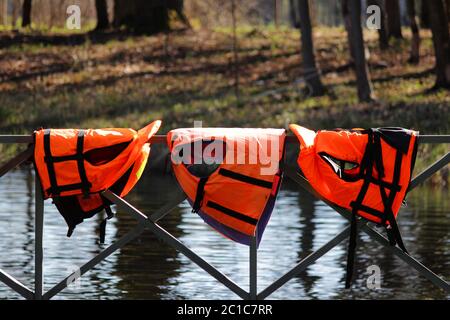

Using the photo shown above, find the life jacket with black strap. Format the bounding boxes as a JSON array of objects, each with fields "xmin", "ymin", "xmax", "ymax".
[
  {"xmin": 167, "ymin": 128, "xmax": 286, "ymax": 246},
  {"xmin": 289, "ymin": 125, "xmax": 418, "ymax": 288},
  {"xmin": 33, "ymin": 120, "xmax": 161, "ymax": 242}
]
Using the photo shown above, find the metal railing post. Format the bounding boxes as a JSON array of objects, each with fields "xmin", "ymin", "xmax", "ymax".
[
  {"xmin": 34, "ymin": 174, "xmax": 44, "ymax": 300},
  {"xmin": 249, "ymin": 235, "xmax": 257, "ymax": 300}
]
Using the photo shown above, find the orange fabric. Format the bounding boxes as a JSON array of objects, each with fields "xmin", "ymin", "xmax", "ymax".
[
  {"xmin": 34, "ymin": 120, "xmax": 161, "ymax": 199},
  {"xmin": 167, "ymin": 128, "xmax": 285, "ymax": 237},
  {"xmin": 290, "ymin": 124, "xmax": 417, "ymax": 224},
  {"xmin": 77, "ymin": 194, "xmax": 104, "ymax": 212}
]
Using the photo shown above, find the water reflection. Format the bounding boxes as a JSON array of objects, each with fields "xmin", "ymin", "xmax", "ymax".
[{"xmin": 0, "ymin": 166, "xmax": 448, "ymax": 299}]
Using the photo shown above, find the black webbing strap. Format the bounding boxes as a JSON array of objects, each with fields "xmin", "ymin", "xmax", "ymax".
[
  {"xmin": 76, "ymin": 130, "xmax": 91, "ymax": 197},
  {"xmin": 67, "ymin": 225, "xmax": 75, "ymax": 238},
  {"xmin": 346, "ymin": 130, "xmax": 409, "ymax": 288},
  {"xmin": 43, "ymin": 129, "xmax": 91, "ymax": 196},
  {"xmin": 378, "ymin": 149, "xmax": 408, "ymax": 253},
  {"xmin": 43, "ymin": 129, "xmax": 59, "ymax": 195},
  {"xmin": 206, "ymin": 201, "xmax": 258, "ymax": 225},
  {"xmin": 346, "ymin": 130, "xmax": 375, "ymax": 288},
  {"xmin": 192, "ymin": 177, "xmax": 208, "ymax": 213},
  {"xmin": 346, "ymin": 169, "xmax": 373, "ymax": 288},
  {"xmin": 218, "ymin": 168, "xmax": 272, "ymax": 189},
  {"xmin": 99, "ymin": 205, "xmax": 114, "ymax": 244}
]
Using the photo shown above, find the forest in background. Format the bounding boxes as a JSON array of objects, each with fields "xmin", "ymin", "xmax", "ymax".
[{"xmin": 0, "ymin": 0, "xmax": 449, "ymax": 182}]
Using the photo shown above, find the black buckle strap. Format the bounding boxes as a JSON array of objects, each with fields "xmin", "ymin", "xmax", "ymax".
[
  {"xmin": 43, "ymin": 129, "xmax": 91, "ymax": 196},
  {"xmin": 192, "ymin": 177, "xmax": 208, "ymax": 213},
  {"xmin": 99, "ymin": 205, "xmax": 114, "ymax": 244},
  {"xmin": 345, "ymin": 129, "xmax": 409, "ymax": 288},
  {"xmin": 379, "ymin": 149, "xmax": 408, "ymax": 253},
  {"xmin": 345, "ymin": 130, "xmax": 376, "ymax": 288},
  {"xmin": 345, "ymin": 148, "xmax": 373, "ymax": 288}
]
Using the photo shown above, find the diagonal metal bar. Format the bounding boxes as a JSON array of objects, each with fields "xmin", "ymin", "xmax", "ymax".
[
  {"xmin": 0, "ymin": 146, "xmax": 33, "ymax": 179},
  {"xmin": 43, "ymin": 224, "xmax": 145, "ymax": 300},
  {"xmin": 285, "ymin": 166, "xmax": 450, "ymax": 293},
  {"xmin": 0, "ymin": 269, "xmax": 34, "ymax": 300},
  {"xmin": 409, "ymin": 153, "xmax": 450, "ymax": 191},
  {"xmin": 258, "ymin": 226, "xmax": 351, "ymax": 300},
  {"xmin": 358, "ymin": 223, "xmax": 450, "ymax": 292},
  {"xmin": 103, "ymin": 190, "xmax": 250, "ymax": 299}
]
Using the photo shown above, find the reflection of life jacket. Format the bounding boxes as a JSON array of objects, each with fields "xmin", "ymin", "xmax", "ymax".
[
  {"xmin": 290, "ymin": 125, "xmax": 418, "ymax": 287},
  {"xmin": 33, "ymin": 120, "xmax": 161, "ymax": 241},
  {"xmin": 167, "ymin": 128, "xmax": 286, "ymax": 246}
]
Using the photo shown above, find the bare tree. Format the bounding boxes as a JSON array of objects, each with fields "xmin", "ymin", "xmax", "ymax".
[
  {"xmin": 420, "ymin": 0, "xmax": 430, "ymax": 28},
  {"xmin": 447, "ymin": 0, "xmax": 450, "ymax": 20},
  {"xmin": 114, "ymin": 0, "xmax": 169, "ymax": 33},
  {"xmin": 22, "ymin": 0, "xmax": 32, "ymax": 28},
  {"xmin": 289, "ymin": 0, "xmax": 300, "ymax": 28},
  {"xmin": 367, "ymin": 0, "xmax": 389, "ymax": 49},
  {"xmin": 428, "ymin": 0, "xmax": 450, "ymax": 89},
  {"xmin": 12, "ymin": 0, "xmax": 20, "ymax": 27},
  {"xmin": 113, "ymin": 0, "xmax": 189, "ymax": 33},
  {"xmin": 343, "ymin": 0, "xmax": 374, "ymax": 102},
  {"xmin": 407, "ymin": 0, "xmax": 420, "ymax": 64},
  {"xmin": 386, "ymin": 0, "xmax": 403, "ymax": 39},
  {"xmin": 95, "ymin": 0, "xmax": 109, "ymax": 31},
  {"xmin": 341, "ymin": 0, "xmax": 355, "ymax": 60},
  {"xmin": 297, "ymin": 0, "xmax": 326, "ymax": 96}
]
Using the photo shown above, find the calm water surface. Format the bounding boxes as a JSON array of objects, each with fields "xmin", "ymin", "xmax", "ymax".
[{"xmin": 0, "ymin": 166, "xmax": 448, "ymax": 300}]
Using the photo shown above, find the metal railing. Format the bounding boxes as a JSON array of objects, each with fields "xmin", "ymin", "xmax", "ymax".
[{"xmin": 0, "ymin": 133, "xmax": 449, "ymax": 299}]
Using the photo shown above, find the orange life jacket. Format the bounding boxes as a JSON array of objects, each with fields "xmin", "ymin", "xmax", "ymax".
[
  {"xmin": 33, "ymin": 120, "xmax": 161, "ymax": 241},
  {"xmin": 290, "ymin": 125, "xmax": 418, "ymax": 287},
  {"xmin": 167, "ymin": 128, "xmax": 286, "ymax": 246}
]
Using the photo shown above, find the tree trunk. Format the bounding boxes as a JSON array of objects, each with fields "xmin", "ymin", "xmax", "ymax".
[
  {"xmin": 341, "ymin": 0, "xmax": 355, "ymax": 60},
  {"xmin": 407, "ymin": 0, "xmax": 420, "ymax": 64},
  {"xmin": 428, "ymin": 0, "xmax": 450, "ymax": 89},
  {"xmin": 22, "ymin": 0, "xmax": 32, "ymax": 28},
  {"xmin": 386, "ymin": 0, "xmax": 403, "ymax": 39},
  {"xmin": 419, "ymin": 0, "xmax": 430, "ymax": 28},
  {"xmin": 345, "ymin": 0, "xmax": 374, "ymax": 102},
  {"xmin": 289, "ymin": 0, "xmax": 299, "ymax": 28},
  {"xmin": 446, "ymin": 0, "xmax": 450, "ymax": 21},
  {"xmin": 12, "ymin": 0, "xmax": 19, "ymax": 27},
  {"xmin": 297, "ymin": 0, "xmax": 326, "ymax": 96},
  {"xmin": 367, "ymin": 0, "xmax": 389, "ymax": 49},
  {"xmin": 95, "ymin": 0, "xmax": 109, "ymax": 30},
  {"xmin": 113, "ymin": 0, "xmax": 169, "ymax": 33}
]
